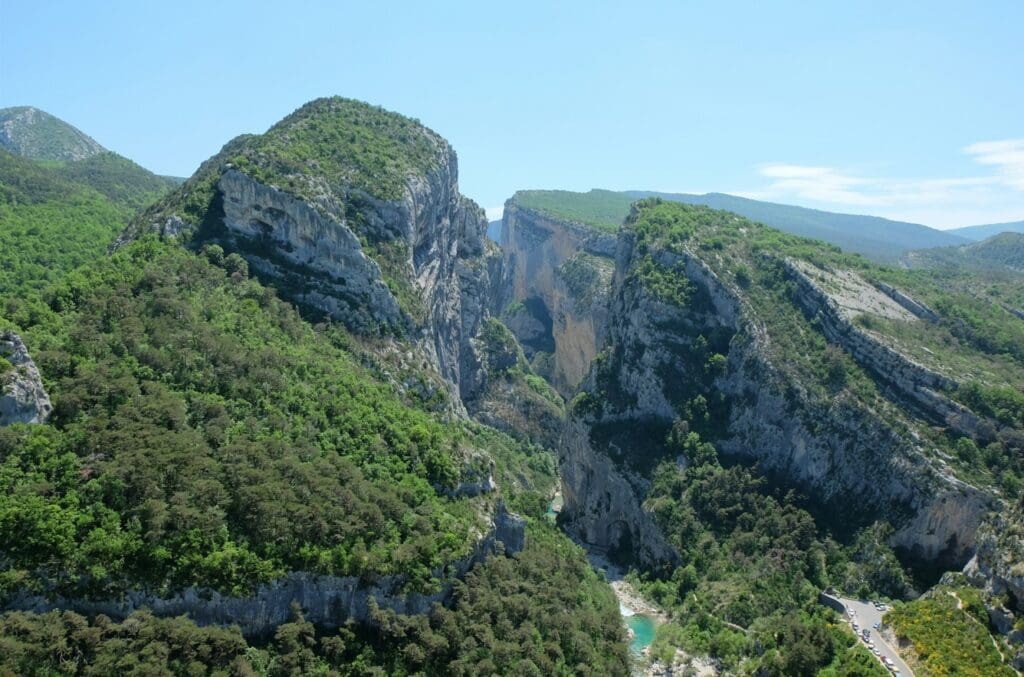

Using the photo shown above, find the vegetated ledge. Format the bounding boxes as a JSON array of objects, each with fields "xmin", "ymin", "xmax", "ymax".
[
  {"xmin": 783, "ymin": 258, "xmax": 998, "ymax": 443},
  {"xmin": 7, "ymin": 503, "xmax": 525, "ymax": 639}
]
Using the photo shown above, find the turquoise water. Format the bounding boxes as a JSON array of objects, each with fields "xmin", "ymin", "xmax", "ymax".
[{"xmin": 626, "ymin": 614, "xmax": 656, "ymax": 654}]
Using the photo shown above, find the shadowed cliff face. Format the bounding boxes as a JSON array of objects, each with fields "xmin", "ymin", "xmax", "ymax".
[{"xmin": 498, "ymin": 202, "xmax": 616, "ymax": 396}]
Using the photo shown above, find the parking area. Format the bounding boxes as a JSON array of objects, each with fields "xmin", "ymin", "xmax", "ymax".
[{"xmin": 836, "ymin": 596, "xmax": 914, "ymax": 677}]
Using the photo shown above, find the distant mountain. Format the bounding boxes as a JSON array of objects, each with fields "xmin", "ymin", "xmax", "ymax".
[
  {"xmin": 0, "ymin": 106, "xmax": 106, "ymax": 161},
  {"xmin": 904, "ymin": 231, "xmax": 1024, "ymax": 272},
  {"xmin": 0, "ymin": 109, "xmax": 179, "ymax": 299},
  {"xmin": 949, "ymin": 220, "xmax": 1024, "ymax": 242},
  {"xmin": 626, "ymin": 191, "xmax": 969, "ymax": 263}
]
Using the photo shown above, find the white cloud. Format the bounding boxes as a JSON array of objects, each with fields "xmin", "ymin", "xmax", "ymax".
[
  {"xmin": 751, "ymin": 164, "xmax": 877, "ymax": 205},
  {"xmin": 485, "ymin": 206, "xmax": 504, "ymax": 221},
  {"xmin": 738, "ymin": 139, "xmax": 1024, "ymax": 228},
  {"xmin": 963, "ymin": 138, "xmax": 1024, "ymax": 190}
]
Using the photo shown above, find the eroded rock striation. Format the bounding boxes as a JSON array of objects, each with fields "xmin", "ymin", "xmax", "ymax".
[
  {"xmin": 784, "ymin": 259, "xmax": 995, "ymax": 442},
  {"xmin": 129, "ymin": 99, "xmax": 497, "ymax": 409},
  {"xmin": 0, "ymin": 331, "xmax": 52, "ymax": 426}
]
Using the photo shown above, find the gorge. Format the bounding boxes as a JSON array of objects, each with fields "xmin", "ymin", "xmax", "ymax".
[{"xmin": 2, "ymin": 98, "xmax": 1023, "ymax": 676}]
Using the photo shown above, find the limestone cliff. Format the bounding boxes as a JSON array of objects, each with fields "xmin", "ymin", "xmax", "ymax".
[
  {"xmin": 784, "ymin": 259, "xmax": 995, "ymax": 442},
  {"xmin": 0, "ymin": 331, "xmax": 52, "ymax": 426},
  {"xmin": 558, "ymin": 202, "xmax": 997, "ymax": 572},
  {"xmin": 498, "ymin": 201, "xmax": 616, "ymax": 396},
  {"xmin": 128, "ymin": 98, "xmax": 494, "ymax": 407},
  {"xmin": 963, "ymin": 497, "xmax": 1024, "ymax": 668}
]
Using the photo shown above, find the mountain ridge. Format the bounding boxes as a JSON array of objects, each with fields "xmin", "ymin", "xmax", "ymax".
[
  {"xmin": 905, "ymin": 231, "xmax": 1024, "ymax": 272},
  {"xmin": 950, "ymin": 220, "xmax": 1024, "ymax": 241}
]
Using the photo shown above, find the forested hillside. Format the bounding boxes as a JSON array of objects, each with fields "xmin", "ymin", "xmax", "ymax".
[
  {"xmin": 904, "ymin": 231, "xmax": 1024, "ymax": 272},
  {"xmin": 0, "ymin": 143, "xmax": 177, "ymax": 301},
  {"xmin": 0, "ymin": 99, "xmax": 631, "ymax": 675}
]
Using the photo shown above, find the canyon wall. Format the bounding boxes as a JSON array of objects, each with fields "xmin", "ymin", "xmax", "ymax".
[
  {"xmin": 499, "ymin": 203, "xmax": 616, "ymax": 396},
  {"xmin": 560, "ymin": 230, "xmax": 994, "ymax": 570}
]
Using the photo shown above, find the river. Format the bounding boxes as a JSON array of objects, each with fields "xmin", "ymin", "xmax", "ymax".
[{"xmin": 549, "ymin": 489, "xmax": 660, "ymax": 656}]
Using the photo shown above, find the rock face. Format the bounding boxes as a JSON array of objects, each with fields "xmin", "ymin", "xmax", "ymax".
[
  {"xmin": 219, "ymin": 168, "xmax": 405, "ymax": 331},
  {"xmin": 874, "ymin": 281, "xmax": 940, "ymax": 322},
  {"xmin": 0, "ymin": 331, "xmax": 52, "ymax": 426},
  {"xmin": 133, "ymin": 106, "xmax": 496, "ymax": 407},
  {"xmin": 559, "ymin": 229, "xmax": 993, "ymax": 570},
  {"xmin": 498, "ymin": 203, "xmax": 617, "ymax": 396},
  {"xmin": 461, "ymin": 318, "xmax": 565, "ymax": 449},
  {"xmin": 964, "ymin": 497, "xmax": 1024, "ymax": 667},
  {"xmin": 11, "ymin": 503, "xmax": 525, "ymax": 639},
  {"xmin": 560, "ymin": 415, "xmax": 678, "ymax": 567},
  {"xmin": 215, "ymin": 159, "xmax": 492, "ymax": 403}
]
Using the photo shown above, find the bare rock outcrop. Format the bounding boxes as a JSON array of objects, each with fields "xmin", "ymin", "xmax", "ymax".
[
  {"xmin": 964, "ymin": 498, "xmax": 1024, "ymax": 668},
  {"xmin": 0, "ymin": 331, "xmax": 52, "ymax": 426},
  {"xmin": 784, "ymin": 259, "xmax": 996, "ymax": 443},
  {"xmin": 132, "ymin": 124, "xmax": 495, "ymax": 408}
]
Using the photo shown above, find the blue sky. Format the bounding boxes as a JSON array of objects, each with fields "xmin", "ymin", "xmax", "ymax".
[{"xmin": 2, "ymin": 0, "xmax": 1022, "ymax": 228}]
